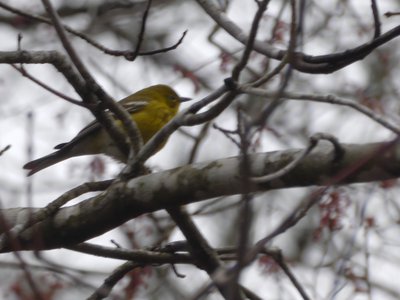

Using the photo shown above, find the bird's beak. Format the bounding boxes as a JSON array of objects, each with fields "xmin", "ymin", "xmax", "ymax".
[{"xmin": 179, "ymin": 97, "xmax": 192, "ymax": 102}]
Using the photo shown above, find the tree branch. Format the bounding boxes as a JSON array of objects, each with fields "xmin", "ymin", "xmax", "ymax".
[
  {"xmin": 1, "ymin": 140, "xmax": 400, "ymax": 252},
  {"xmin": 196, "ymin": 0, "xmax": 400, "ymax": 73}
]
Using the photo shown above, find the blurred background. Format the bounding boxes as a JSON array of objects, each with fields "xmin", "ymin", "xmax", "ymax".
[{"xmin": 1, "ymin": 0, "xmax": 400, "ymax": 299}]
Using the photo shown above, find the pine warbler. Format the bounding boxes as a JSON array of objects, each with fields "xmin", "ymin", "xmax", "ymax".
[{"xmin": 23, "ymin": 85, "xmax": 190, "ymax": 175}]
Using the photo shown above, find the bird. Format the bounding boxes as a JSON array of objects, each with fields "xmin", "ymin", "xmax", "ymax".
[{"xmin": 23, "ymin": 84, "xmax": 190, "ymax": 176}]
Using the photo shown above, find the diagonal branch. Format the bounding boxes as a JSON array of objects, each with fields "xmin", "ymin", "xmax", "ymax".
[
  {"xmin": 196, "ymin": 0, "xmax": 400, "ymax": 74},
  {"xmin": 41, "ymin": 0, "xmax": 143, "ymax": 160},
  {"xmin": 1, "ymin": 140, "xmax": 400, "ymax": 252}
]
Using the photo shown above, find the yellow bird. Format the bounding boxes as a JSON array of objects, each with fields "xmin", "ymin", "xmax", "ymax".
[{"xmin": 23, "ymin": 85, "xmax": 190, "ymax": 176}]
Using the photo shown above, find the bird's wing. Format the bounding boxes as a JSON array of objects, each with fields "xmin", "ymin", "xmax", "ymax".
[
  {"xmin": 54, "ymin": 101, "xmax": 149, "ymax": 150},
  {"xmin": 122, "ymin": 100, "xmax": 148, "ymax": 114},
  {"xmin": 54, "ymin": 119, "xmax": 101, "ymax": 150}
]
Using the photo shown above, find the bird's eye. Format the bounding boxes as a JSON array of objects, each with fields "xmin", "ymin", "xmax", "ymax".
[{"xmin": 168, "ymin": 95, "xmax": 178, "ymax": 102}]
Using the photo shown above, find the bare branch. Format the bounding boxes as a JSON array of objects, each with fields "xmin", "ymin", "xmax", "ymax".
[
  {"xmin": 371, "ymin": 0, "xmax": 381, "ymax": 38},
  {"xmin": 0, "ymin": 2, "xmax": 186, "ymax": 60},
  {"xmin": 231, "ymin": 0, "xmax": 270, "ymax": 81},
  {"xmin": 87, "ymin": 261, "xmax": 141, "ymax": 300},
  {"xmin": 11, "ymin": 64, "xmax": 84, "ymax": 107},
  {"xmin": 0, "ymin": 145, "xmax": 11, "ymax": 156},
  {"xmin": 2, "ymin": 140, "xmax": 400, "ymax": 252},
  {"xmin": 241, "ymin": 87, "xmax": 400, "ymax": 135},
  {"xmin": 196, "ymin": 0, "xmax": 400, "ymax": 73},
  {"xmin": 166, "ymin": 207, "xmax": 234, "ymax": 299}
]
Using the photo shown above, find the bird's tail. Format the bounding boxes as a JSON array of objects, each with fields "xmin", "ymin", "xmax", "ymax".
[{"xmin": 23, "ymin": 150, "xmax": 69, "ymax": 176}]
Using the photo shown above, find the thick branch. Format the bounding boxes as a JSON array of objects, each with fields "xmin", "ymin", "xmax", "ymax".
[{"xmin": 1, "ymin": 140, "xmax": 400, "ymax": 252}]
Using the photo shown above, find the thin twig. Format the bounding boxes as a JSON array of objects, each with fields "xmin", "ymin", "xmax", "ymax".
[
  {"xmin": 231, "ymin": 0, "xmax": 270, "ymax": 81},
  {"xmin": 11, "ymin": 64, "xmax": 84, "ymax": 107},
  {"xmin": 138, "ymin": 30, "xmax": 188, "ymax": 56},
  {"xmin": 0, "ymin": 145, "xmax": 10, "ymax": 156},
  {"xmin": 250, "ymin": 0, "xmax": 297, "ymax": 127},
  {"xmin": 128, "ymin": 0, "xmax": 152, "ymax": 61},
  {"xmin": 252, "ymin": 133, "xmax": 343, "ymax": 183},
  {"xmin": 384, "ymin": 11, "xmax": 400, "ymax": 18},
  {"xmin": 4, "ymin": 180, "xmax": 113, "ymax": 244},
  {"xmin": 230, "ymin": 108, "xmax": 254, "ymax": 299},
  {"xmin": 371, "ymin": 0, "xmax": 381, "ymax": 39},
  {"xmin": 250, "ymin": 54, "xmax": 288, "ymax": 87},
  {"xmin": 265, "ymin": 249, "xmax": 311, "ymax": 300},
  {"xmin": 0, "ymin": 2, "xmax": 187, "ymax": 59},
  {"xmin": 67, "ymin": 242, "xmax": 192, "ymax": 263},
  {"xmin": 87, "ymin": 261, "xmax": 141, "ymax": 300},
  {"xmin": 212, "ymin": 123, "xmax": 240, "ymax": 148},
  {"xmin": 241, "ymin": 87, "xmax": 400, "ymax": 135},
  {"xmin": 188, "ymin": 122, "xmax": 211, "ymax": 164}
]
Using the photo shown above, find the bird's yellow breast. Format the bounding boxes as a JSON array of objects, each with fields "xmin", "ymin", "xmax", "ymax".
[{"xmin": 132, "ymin": 100, "xmax": 179, "ymax": 143}]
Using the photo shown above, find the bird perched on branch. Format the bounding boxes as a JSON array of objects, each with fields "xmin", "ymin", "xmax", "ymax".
[{"xmin": 23, "ymin": 85, "xmax": 190, "ymax": 176}]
